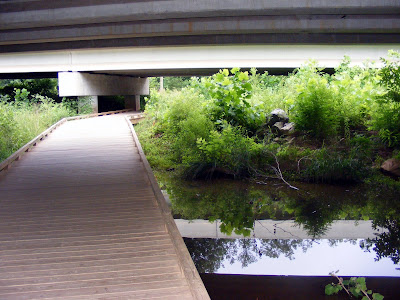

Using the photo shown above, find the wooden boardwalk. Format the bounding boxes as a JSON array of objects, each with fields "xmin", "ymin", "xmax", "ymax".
[{"xmin": 0, "ymin": 113, "xmax": 209, "ymax": 299}]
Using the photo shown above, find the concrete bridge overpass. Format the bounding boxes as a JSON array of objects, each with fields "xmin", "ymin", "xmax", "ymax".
[
  {"xmin": 1, "ymin": 0, "xmax": 400, "ymax": 110},
  {"xmin": 1, "ymin": 0, "xmax": 399, "ymax": 52}
]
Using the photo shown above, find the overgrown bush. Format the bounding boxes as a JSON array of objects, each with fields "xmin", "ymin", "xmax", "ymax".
[
  {"xmin": 370, "ymin": 50, "xmax": 400, "ymax": 147},
  {"xmin": 331, "ymin": 58, "xmax": 381, "ymax": 137},
  {"xmin": 201, "ymin": 68, "xmax": 264, "ymax": 133},
  {"xmin": 193, "ymin": 124, "xmax": 264, "ymax": 178},
  {"xmin": 155, "ymin": 88, "xmax": 213, "ymax": 164},
  {"xmin": 291, "ymin": 65, "xmax": 338, "ymax": 139}
]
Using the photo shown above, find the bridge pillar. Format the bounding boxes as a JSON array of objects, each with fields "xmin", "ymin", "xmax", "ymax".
[
  {"xmin": 58, "ymin": 72, "xmax": 149, "ymax": 112},
  {"xmin": 124, "ymin": 95, "xmax": 141, "ymax": 111}
]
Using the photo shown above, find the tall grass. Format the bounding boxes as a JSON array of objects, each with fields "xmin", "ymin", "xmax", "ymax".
[{"xmin": 0, "ymin": 97, "xmax": 73, "ymax": 162}]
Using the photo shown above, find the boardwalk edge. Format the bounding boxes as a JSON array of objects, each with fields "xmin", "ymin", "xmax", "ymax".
[{"xmin": 125, "ymin": 115, "xmax": 210, "ymax": 300}]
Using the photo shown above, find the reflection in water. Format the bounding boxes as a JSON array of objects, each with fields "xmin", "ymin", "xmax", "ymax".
[
  {"xmin": 157, "ymin": 173, "xmax": 400, "ymax": 267},
  {"xmin": 184, "ymin": 238, "xmax": 400, "ymax": 277},
  {"xmin": 361, "ymin": 219, "xmax": 400, "ymax": 265}
]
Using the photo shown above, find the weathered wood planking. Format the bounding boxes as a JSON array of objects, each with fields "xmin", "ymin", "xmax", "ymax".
[{"xmin": 0, "ymin": 113, "xmax": 209, "ymax": 299}]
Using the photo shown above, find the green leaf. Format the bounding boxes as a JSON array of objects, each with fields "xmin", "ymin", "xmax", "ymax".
[
  {"xmin": 350, "ymin": 287, "xmax": 361, "ymax": 297},
  {"xmin": 372, "ymin": 293, "xmax": 384, "ymax": 300},
  {"xmin": 215, "ymin": 73, "xmax": 225, "ymax": 82},
  {"xmin": 325, "ymin": 284, "xmax": 337, "ymax": 295},
  {"xmin": 231, "ymin": 67, "xmax": 240, "ymax": 74},
  {"xmin": 356, "ymin": 277, "xmax": 366, "ymax": 285},
  {"xmin": 238, "ymin": 72, "xmax": 249, "ymax": 81}
]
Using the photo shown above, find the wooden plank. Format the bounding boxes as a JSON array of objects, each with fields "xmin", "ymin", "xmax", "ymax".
[
  {"xmin": 0, "ymin": 260, "xmax": 179, "ymax": 280},
  {"xmin": 0, "ymin": 266, "xmax": 182, "ymax": 287},
  {"xmin": 0, "ymin": 232, "xmax": 169, "ymax": 252},
  {"xmin": 59, "ymin": 287, "xmax": 192, "ymax": 300},
  {"xmin": 0, "ymin": 255, "xmax": 181, "ymax": 275},
  {"xmin": 0, "ymin": 279, "xmax": 188, "ymax": 300},
  {"xmin": 0, "ymin": 236, "xmax": 173, "ymax": 256}
]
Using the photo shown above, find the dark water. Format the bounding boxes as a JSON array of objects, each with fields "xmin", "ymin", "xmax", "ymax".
[{"xmin": 156, "ymin": 173, "xmax": 400, "ymax": 298}]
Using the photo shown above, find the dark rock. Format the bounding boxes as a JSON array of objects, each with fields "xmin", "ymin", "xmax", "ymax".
[
  {"xmin": 280, "ymin": 122, "xmax": 295, "ymax": 135},
  {"xmin": 381, "ymin": 158, "xmax": 400, "ymax": 177},
  {"xmin": 272, "ymin": 121, "xmax": 284, "ymax": 135},
  {"xmin": 267, "ymin": 109, "xmax": 289, "ymax": 126}
]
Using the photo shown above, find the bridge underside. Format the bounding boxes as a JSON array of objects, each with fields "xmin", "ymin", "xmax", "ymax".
[
  {"xmin": 1, "ymin": 44, "xmax": 400, "ymax": 79},
  {"xmin": 0, "ymin": 0, "xmax": 399, "ymax": 78},
  {"xmin": 1, "ymin": 0, "xmax": 400, "ymax": 53}
]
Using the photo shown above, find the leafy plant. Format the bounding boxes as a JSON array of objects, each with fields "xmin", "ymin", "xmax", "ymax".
[
  {"xmin": 203, "ymin": 68, "xmax": 262, "ymax": 133},
  {"xmin": 325, "ymin": 272, "xmax": 384, "ymax": 300},
  {"xmin": 370, "ymin": 50, "xmax": 400, "ymax": 147},
  {"xmin": 195, "ymin": 123, "xmax": 263, "ymax": 178},
  {"xmin": 379, "ymin": 50, "xmax": 400, "ymax": 103},
  {"xmin": 291, "ymin": 69, "xmax": 338, "ymax": 139},
  {"xmin": 379, "ymin": 128, "xmax": 400, "ymax": 147}
]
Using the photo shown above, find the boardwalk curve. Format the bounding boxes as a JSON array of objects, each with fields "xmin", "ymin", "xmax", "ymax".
[{"xmin": 0, "ymin": 113, "xmax": 209, "ymax": 299}]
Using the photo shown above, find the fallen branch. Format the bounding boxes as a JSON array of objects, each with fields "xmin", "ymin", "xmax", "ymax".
[{"xmin": 270, "ymin": 153, "xmax": 299, "ymax": 190}]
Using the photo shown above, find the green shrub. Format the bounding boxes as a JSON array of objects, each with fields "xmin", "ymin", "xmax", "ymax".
[
  {"xmin": 331, "ymin": 58, "xmax": 381, "ymax": 137},
  {"xmin": 202, "ymin": 68, "xmax": 263, "ymax": 133},
  {"xmin": 370, "ymin": 50, "xmax": 400, "ymax": 147},
  {"xmin": 194, "ymin": 124, "xmax": 263, "ymax": 178},
  {"xmin": 302, "ymin": 148, "xmax": 370, "ymax": 183},
  {"xmin": 379, "ymin": 50, "xmax": 400, "ymax": 103},
  {"xmin": 292, "ymin": 75, "xmax": 338, "ymax": 139},
  {"xmin": 160, "ymin": 88, "xmax": 213, "ymax": 164}
]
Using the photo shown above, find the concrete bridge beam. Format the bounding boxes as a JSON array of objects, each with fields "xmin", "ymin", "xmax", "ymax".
[
  {"xmin": 0, "ymin": 0, "xmax": 399, "ymax": 53},
  {"xmin": 58, "ymin": 72, "xmax": 149, "ymax": 112}
]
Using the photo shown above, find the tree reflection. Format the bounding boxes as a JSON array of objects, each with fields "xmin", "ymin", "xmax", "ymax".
[
  {"xmin": 360, "ymin": 181, "xmax": 400, "ymax": 265},
  {"xmin": 161, "ymin": 173, "xmax": 400, "ymax": 264},
  {"xmin": 361, "ymin": 218, "xmax": 400, "ymax": 264},
  {"xmin": 184, "ymin": 238, "xmax": 315, "ymax": 273},
  {"xmin": 183, "ymin": 238, "xmax": 237, "ymax": 273}
]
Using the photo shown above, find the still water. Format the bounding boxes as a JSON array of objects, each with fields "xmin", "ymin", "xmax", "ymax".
[
  {"xmin": 184, "ymin": 238, "xmax": 399, "ymax": 277},
  {"xmin": 157, "ymin": 173, "xmax": 400, "ymax": 297}
]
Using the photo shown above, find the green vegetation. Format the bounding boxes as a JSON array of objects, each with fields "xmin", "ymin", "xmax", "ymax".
[
  {"xmin": 136, "ymin": 51, "xmax": 400, "ymax": 186},
  {"xmin": 0, "ymin": 78, "xmax": 60, "ymax": 101},
  {"xmin": 0, "ymin": 80, "xmax": 80, "ymax": 162},
  {"xmin": 326, "ymin": 272, "xmax": 384, "ymax": 299}
]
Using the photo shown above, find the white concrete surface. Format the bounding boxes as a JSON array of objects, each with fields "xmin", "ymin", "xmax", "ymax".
[
  {"xmin": 1, "ymin": 45, "xmax": 399, "ymax": 76},
  {"xmin": 58, "ymin": 72, "xmax": 149, "ymax": 97}
]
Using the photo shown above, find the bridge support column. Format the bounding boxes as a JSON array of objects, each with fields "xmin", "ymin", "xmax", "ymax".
[
  {"xmin": 58, "ymin": 72, "xmax": 149, "ymax": 112},
  {"xmin": 124, "ymin": 95, "xmax": 141, "ymax": 111}
]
